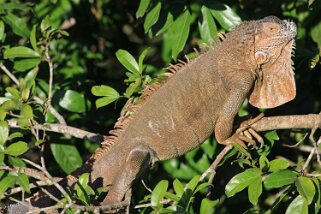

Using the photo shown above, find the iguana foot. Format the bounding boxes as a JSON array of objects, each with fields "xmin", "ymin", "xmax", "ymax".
[
  {"xmin": 238, "ymin": 113, "xmax": 264, "ymax": 147},
  {"xmin": 225, "ymin": 113, "xmax": 265, "ymax": 148}
]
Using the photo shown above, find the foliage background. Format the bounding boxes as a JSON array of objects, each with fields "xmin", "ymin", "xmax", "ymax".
[{"xmin": 0, "ymin": 0, "xmax": 321, "ymax": 213}]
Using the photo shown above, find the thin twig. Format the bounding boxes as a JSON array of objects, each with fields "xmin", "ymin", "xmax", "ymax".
[
  {"xmin": 141, "ymin": 179, "xmax": 152, "ymax": 193},
  {"xmin": 4, "ymin": 180, "xmax": 60, "ymax": 197},
  {"xmin": 200, "ymin": 144, "xmax": 233, "ymax": 182},
  {"xmin": 283, "ymin": 132, "xmax": 309, "ymax": 148},
  {"xmin": 0, "ymin": 166, "xmax": 60, "ymax": 182},
  {"xmin": 44, "ymin": 43, "xmax": 54, "ymax": 107},
  {"xmin": 134, "ymin": 199, "xmax": 172, "ymax": 209},
  {"xmin": 309, "ymin": 128, "xmax": 321, "ymax": 166},
  {"xmin": 33, "ymin": 96, "xmax": 67, "ymax": 124},
  {"xmin": 0, "ymin": 63, "xmax": 20, "ymax": 85},
  {"xmin": 40, "ymin": 188, "xmax": 62, "ymax": 204},
  {"xmin": 22, "ymin": 158, "xmax": 73, "ymax": 206}
]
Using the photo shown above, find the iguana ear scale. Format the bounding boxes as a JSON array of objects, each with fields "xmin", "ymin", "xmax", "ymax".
[{"xmin": 255, "ymin": 51, "xmax": 268, "ymax": 65}]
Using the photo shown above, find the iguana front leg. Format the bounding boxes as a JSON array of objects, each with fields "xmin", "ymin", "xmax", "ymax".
[
  {"xmin": 103, "ymin": 145, "xmax": 156, "ymax": 204},
  {"xmin": 215, "ymin": 71, "xmax": 255, "ymax": 145}
]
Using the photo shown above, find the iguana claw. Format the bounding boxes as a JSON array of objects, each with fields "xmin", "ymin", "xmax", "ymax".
[{"xmin": 230, "ymin": 113, "xmax": 265, "ymax": 148}]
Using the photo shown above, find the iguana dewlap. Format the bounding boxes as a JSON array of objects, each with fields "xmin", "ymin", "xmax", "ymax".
[{"xmin": 8, "ymin": 16, "xmax": 297, "ymax": 212}]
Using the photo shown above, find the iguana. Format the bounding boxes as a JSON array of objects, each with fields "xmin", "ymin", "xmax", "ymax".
[{"xmin": 7, "ymin": 16, "xmax": 297, "ymax": 213}]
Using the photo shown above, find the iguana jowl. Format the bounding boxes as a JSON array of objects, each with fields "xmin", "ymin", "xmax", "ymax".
[{"xmin": 8, "ymin": 16, "xmax": 297, "ymax": 212}]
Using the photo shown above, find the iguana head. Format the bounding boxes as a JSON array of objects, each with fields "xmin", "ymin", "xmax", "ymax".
[{"xmin": 249, "ymin": 16, "xmax": 297, "ymax": 108}]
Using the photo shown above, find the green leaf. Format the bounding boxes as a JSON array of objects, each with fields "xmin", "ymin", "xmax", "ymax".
[
  {"xmin": 168, "ymin": 10, "xmax": 191, "ymax": 60},
  {"xmin": 155, "ymin": 11, "xmax": 174, "ymax": 36},
  {"xmin": 4, "ymin": 46, "xmax": 40, "ymax": 59},
  {"xmin": 116, "ymin": 49, "xmax": 140, "ymax": 75},
  {"xmin": 0, "ymin": 2, "xmax": 32, "ymax": 11},
  {"xmin": 144, "ymin": 1, "xmax": 161, "ymax": 33},
  {"xmin": 248, "ymin": 176, "xmax": 262, "ymax": 205},
  {"xmin": 225, "ymin": 168, "xmax": 261, "ymax": 198},
  {"xmin": 50, "ymin": 143, "xmax": 83, "ymax": 174},
  {"xmin": 14, "ymin": 58, "xmax": 41, "ymax": 72},
  {"xmin": 5, "ymin": 87, "xmax": 20, "ymax": 99},
  {"xmin": 199, "ymin": 6, "xmax": 217, "ymax": 44},
  {"xmin": 311, "ymin": 20, "xmax": 321, "ymax": 46},
  {"xmin": 186, "ymin": 175, "xmax": 201, "ymax": 192},
  {"xmin": 20, "ymin": 68, "xmax": 38, "ymax": 101},
  {"xmin": 269, "ymin": 159, "xmax": 290, "ymax": 172},
  {"xmin": 95, "ymin": 97, "xmax": 118, "ymax": 108},
  {"xmin": 0, "ymin": 175, "xmax": 16, "ymax": 195},
  {"xmin": 92, "ymin": 85, "xmax": 120, "ymax": 108},
  {"xmin": 35, "ymin": 140, "xmax": 45, "ymax": 146},
  {"xmin": 124, "ymin": 78, "xmax": 141, "ymax": 98},
  {"xmin": 91, "ymin": 85, "xmax": 120, "ymax": 97},
  {"xmin": 194, "ymin": 182, "xmax": 211, "ymax": 194},
  {"xmin": 5, "ymin": 141, "xmax": 28, "ymax": 156},
  {"xmin": 312, "ymin": 178, "xmax": 321, "ymax": 213},
  {"xmin": 40, "ymin": 16, "xmax": 51, "ymax": 32},
  {"xmin": 138, "ymin": 48, "xmax": 149, "ymax": 73},
  {"xmin": 0, "ymin": 99, "xmax": 21, "ymax": 112},
  {"xmin": 0, "ymin": 153, "xmax": 4, "ymax": 165},
  {"xmin": 8, "ymin": 132, "xmax": 23, "ymax": 140},
  {"xmin": 173, "ymin": 179, "xmax": 184, "ymax": 197},
  {"xmin": 0, "ymin": 20, "xmax": 4, "ymax": 40},
  {"xmin": 164, "ymin": 192, "xmax": 180, "ymax": 202},
  {"xmin": 295, "ymin": 176, "xmax": 316, "ymax": 204},
  {"xmin": 30, "ymin": 25, "xmax": 38, "ymax": 52},
  {"xmin": 206, "ymin": 1, "xmax": 241, "ymax": 30},
  {"xmin": 232, "ymin": 142, "xmax": 251, "ymax": 159},
  {"xmin": 21, "ymin": 104, "xmax": 33, "ymax": 120},
  {"xmin": 259, "ymin": 155, "xmax": 269, "ymax": 171},
  {"xmin": 59, "ymin": 90, "xmax": 89, "ymax": 113},
  {"xmin": 1, "ymin": 13, "xmax": 30, "ymax": 37},
  {"xmin": 75, "ymin": 173, "xmax": 94, "ymax": 205},
  {"xmin": 0, "ymin": 121, "xmax": 9, "ymax": 145},
  {"xmin": 200, "ymin": 198, "xmax": 219, "ymax": 214},
  {"xmin": 78, "ymin": 173, "xmax": 90, "ymax": 188},
  {"xmin": 17, "ymin": 173, "xmax": 30, "ymax": 193},
  {"xmin": 151, "ymin": 180, "xmax": 169, "ymax": 207},
  {"xmin": 264, "ymin": 130, "xmax": 279, "ymax": 144},
  {"xmin": 8, "ymin": 156, "xmax": 26, "ymax": 167},
  {"xmin": 285, "ymin": 195, "xmax": 308, "ymax": 214},
  {"xmin": 264, "ymin": 170, "xmax": 297, "ymax": 189},
  {"xmin": 136, "ymin": 0, "xmax": 151, "ymax": 18}
]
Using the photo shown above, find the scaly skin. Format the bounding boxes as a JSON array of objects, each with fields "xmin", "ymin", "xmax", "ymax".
[{"xmin": 8, "ymin": 16, "xmax": 297, "ymax": 213}]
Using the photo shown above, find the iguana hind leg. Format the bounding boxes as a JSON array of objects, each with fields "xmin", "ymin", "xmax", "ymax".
[{"xmin": 103, "ymin": 144, "xmax": 156, "ymax": 204}]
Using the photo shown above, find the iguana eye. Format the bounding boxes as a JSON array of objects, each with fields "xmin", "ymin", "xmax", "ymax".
[{"xmin": 270, "ymin": 27, "xmax": 274, "ymax": 31}]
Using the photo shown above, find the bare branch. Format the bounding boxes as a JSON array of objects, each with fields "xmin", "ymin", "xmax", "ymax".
[
  {"xmin": 0, "ymin": 63, "xmax": 20, "ymax": 85},
  {"xmin": 22, "ymin": 158, "xmax": 73, "ymax": 206},
  {"xmin": 200, "ymin": 144, "xmax": 233, "ymax": 182},
  {"xmin": 44, "ymin": 44, "xmax": 54, "ymax": 106},
  {"xmin": 8, "ymin": 119, "xmax": 105, "ymax": 143},
  {"xmin": 33, "ymin": 96, "xmax": 67, "ymax": 125},
  {"xmin": 0, "ymin": 166, "xmax": 61, "ymax": 182},
  {"xmin": 4, "ymin": 180, "xmax": 61, "ymax": 197},
  {"xmin": 251, "ymin": 114, "xmax": 321, "ymax": 131}
]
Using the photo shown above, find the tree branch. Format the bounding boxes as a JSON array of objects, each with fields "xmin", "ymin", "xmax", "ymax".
[
  {"xmin": 251, "ymin": 114, "xmax": 321, "ymax": 131},
  {"xmin": 0, "ymin": 166, "xmax": 61, "ymax": 182},
  {"xmin": 8, "ymin": 119, "xmax": 105, "ymax": 143}
]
